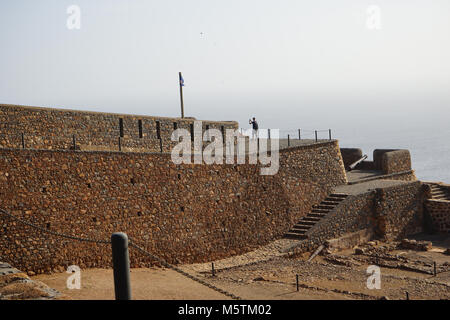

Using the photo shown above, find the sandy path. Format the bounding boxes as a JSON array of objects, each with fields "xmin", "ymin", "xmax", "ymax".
[
  {"xmin": 32, "ymin": 268, "xmax": 230, "ymax": 300},
  {"xmin": 32, "ymin": 267, "xmax": 348, "ymax": 300}
]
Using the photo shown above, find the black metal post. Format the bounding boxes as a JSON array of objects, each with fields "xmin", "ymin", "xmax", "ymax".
[
  {"xmin": 118, "ymin": 137, "xmax": 122, "ymax": 151},
  {"xmin": 315, "ymin": 130, "xmax": 318, "ymax": 142},
  {"xmin": 159, "ymin": 138, "xmax": 163, "ymax": 153},
  {"xmin": 211, "ymin": 263, "xmax": 215, "ymax": 277},
  {"xmin": 21, "ymin": 133, "xmax": 25, "ymax": 149},
  {"xmin": 268, "ymin": 129, "xmax": 271, "ymax": 140},
  {"xmin": 111, "ymin": 232, "xmax": 131, "ymax": 300},
  {"xmin": 288, "ymin": 134, "xmax": 290, "ymax": 147},
  {"xmin": 298, "ymin": 129, "xmax": 301, "ymax": 140},
  {"xmin": 73, "ymin": 135, "xmax": 76, "ymax": 150},
  {"xmin": 329, "ymin": 129, "xmax": 332, "ymax": 140},
  {"xmin": 296, "ymin": 274, "xmax": 299, "ymax": 291}
]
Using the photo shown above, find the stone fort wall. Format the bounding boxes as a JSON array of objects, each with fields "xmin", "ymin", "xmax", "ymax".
[
  {"xmin": 340, "ymin": 148, "xmax": 413, "ymax": 176},
  {"xmin": 292, "ymin": 181, "xmax": 426, "ymax": 253},
  {"xmin": 0, "ymin": 140, "xmax": 347, "ymax": 274},
  {"xmin": 0, "ymin": 104, "xmax": 238, "ymax": 152}
]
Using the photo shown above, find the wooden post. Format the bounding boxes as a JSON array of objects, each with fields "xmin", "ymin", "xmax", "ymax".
[{"xmin": 179, "ymin": 72, "xmax": 185, "ymax": 118}]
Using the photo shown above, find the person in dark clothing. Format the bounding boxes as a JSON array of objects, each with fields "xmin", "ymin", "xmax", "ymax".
[{"xmin": 249, "ymin": 117, "xmax": 259, "ymax": 139}]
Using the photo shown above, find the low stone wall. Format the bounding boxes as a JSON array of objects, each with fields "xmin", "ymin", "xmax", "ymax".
[
  {"xmin": 424, "ymin": 199, "xmax": 450, "ymax": 233},
  {"xmin": 340, "ymin": 148, "xmax": 362, "ymax": 169},
  {"xmin": 292, "ymin": 181, "xmax": 425, "ymax": 253},
  {"xmin": 0, "ymin": 104, "xmax": 238, "ymax": 152},
  {"xmin": 381, "ymin": 150, "xmax": 412, "ymax": 174},
  {"xmin": 373, "ymin": 149, "xmax": 396, "ymax": 170},
  {"xmin": 373, "ymin": 181, "xmax": 425, "ymax": 240},
  {"xmin": 0, "ymin": 140, "xmax": 347, "ymax": 274},
  {"xmin": 373, "ymin": 149, "xmax": 412, "ymax": 174},
  {"xmin": 0, "ymin": 262, "xmax": 68, "ymax": 300},
  {"xmin": 325, "ymin": 229, "xmax": 374, "ymax": 252}
]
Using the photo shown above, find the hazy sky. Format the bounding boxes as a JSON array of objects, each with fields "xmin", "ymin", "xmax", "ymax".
[{"xmin": 1, "ymin": 0, "xmax": 449, "ymax": 131}]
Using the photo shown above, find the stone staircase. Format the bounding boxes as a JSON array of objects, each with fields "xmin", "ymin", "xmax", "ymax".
[
  {"xmin": 284, "ymin": 193, "xmax": 349, "ymax": 240},
  {"xmin": 429, "ymin": 184, "xmax": 450, "ymax": 201}
]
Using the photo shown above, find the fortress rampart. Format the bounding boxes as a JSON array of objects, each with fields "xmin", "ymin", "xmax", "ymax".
[
  {"xmin": 0, "ymin": 104, "xmax": 437, "ymax": 275},
  {"xmin": 0, "ymin": 140, "xmax": 347, "ymax": 274},
  {"xmin": 340, "ymin": 148, "xmax": 412, "ymax": 175},
  {"xmin": 291, "ymin": 181, "xmax": 425, "ymax": 253},
  {"xmin": 0, "ymin": 104, "xmax": 238, "ymax": 152}
]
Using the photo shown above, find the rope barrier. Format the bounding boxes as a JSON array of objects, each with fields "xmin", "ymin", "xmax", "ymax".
[{"xmin": 0, "ymin": 208, "xmax": 242, "ymax": 300}]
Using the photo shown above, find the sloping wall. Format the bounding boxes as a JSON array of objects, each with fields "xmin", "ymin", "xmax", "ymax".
[{"xmin": 0, "ymin": 140, "xmax": 347, "ymax": 274}]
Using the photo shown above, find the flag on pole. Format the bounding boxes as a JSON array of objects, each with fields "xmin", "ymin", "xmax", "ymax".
[{"xmin": 179, "ymin": 73, "xmax": 185, "ymax": 86}]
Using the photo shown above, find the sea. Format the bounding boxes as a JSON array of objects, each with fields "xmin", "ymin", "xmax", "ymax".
[{"xmin": 236, "ymin": 104, "xmax": 450, "ymax": 184}]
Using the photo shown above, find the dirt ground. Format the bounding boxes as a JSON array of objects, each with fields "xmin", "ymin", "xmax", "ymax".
[{"xmin": 32, "ymin": 238, "xmax": 450, "ymax": 300}]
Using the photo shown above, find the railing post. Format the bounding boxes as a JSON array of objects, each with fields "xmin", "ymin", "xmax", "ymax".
[
  {"xmin": 211, "ymin": 263, "xmax": 215, "ymax": 277},
  {"xmin": 73, "ymin": 134, "xmax": 76, "ymax": 150},
  {"xmin": 315, "ymin": 130, "xmax": 318, "ymax": 142},
  {"xmin": 268, "ymin": 129, "xmax": 271, "ymax": 140},
  {"xmin": 329, "ymin": 129, "xmax": 332, "ymax": 140},
  {"xmin": 118, "ymin": 137, "xmax": 122, "ymax": 151},
  {"xmin": 288, "ymin": 134, "xmax": 290, "ymax": 147},
  {"xmin": 111, "ymin": 232, "xmax": 131, "ymax": 300},
  {"xmin": 296, "ymin": 274, "xmax": 299, "ymax": 291},
  {"xmin": 298, "ymin": 129, "xmax": 301, "ymax": 140},
  {"xmin": 21, "ymin": 133, "xmax": 25, "ymax": 149},
  {"xmin": 159, "ymin": 138, "xmax": 163, "ymax": 153}
]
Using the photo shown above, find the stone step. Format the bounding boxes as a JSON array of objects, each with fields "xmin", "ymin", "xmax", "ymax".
[
  {"xmin": 303, "ymin": 217, "xmax": 321, "ymax": 222},
  {"xmin": 296, "ymin": 220, "xmax": 316, "ymax": 226},
  {"xmin": 321, "ymin": 201, "xmax": 339, "ymax": 206},
  {"xmin": 294, "ymin": 223, "xmax": 313, "ymax": 229},
  {"xmin": 433, "ymin": 193, "xmax": 449, "ymax": 197},
  {"xmin": 284, "ymin": 232, "xmax": 307, "ymax": 240},
  {"xmin": 433, "ymin": 196, "xmax": 450, "ymax": 200},
  {"xmin": 290, "ymin": 228, "xmax": 307, "ymax": 234},
  {"xmin": 307, "ymin": 213, "xmax": 326, "ymax": 218},
  {"xmin": 325, "ymin": 197, "xmax": 346, "ymax": 202},
  {"xmin": 311, "ymin": 208, "xmax": 330, "ymax": 214},
  {"xmin": 315, "ymin": 204, "xmax": 334, "ymax": 210}
]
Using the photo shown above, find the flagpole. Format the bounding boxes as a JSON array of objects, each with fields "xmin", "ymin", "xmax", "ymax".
[{"xmin": 179, "ymin": 72, "xmax": 184, "ymax": 118}]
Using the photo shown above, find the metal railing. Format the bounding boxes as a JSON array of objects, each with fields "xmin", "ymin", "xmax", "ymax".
[{"xmin": 239, "ymin": 128, "xmax": 333, "ymax": 143}]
